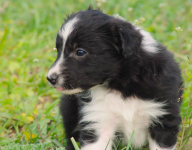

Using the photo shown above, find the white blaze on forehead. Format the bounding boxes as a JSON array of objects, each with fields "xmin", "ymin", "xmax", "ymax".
[
  {"xmin": 47, "ymin": 17, "xmax": 79, "ymax": 78},
  {"xmin": 135, "ymin": 26, "xmax": 159, "ymax": 54},
  {"xmin": 59, "ymin": 17, "xmax": 79, "ymax": 47}
]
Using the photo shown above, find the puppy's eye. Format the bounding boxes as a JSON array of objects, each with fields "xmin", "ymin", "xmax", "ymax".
[{"xmin": 76, "ymin": 49, "xmax": 86, "ymax": 56}]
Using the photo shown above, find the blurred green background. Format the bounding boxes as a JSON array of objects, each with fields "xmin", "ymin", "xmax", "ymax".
[{"xmin": 0, "ymin": 0, "xmax": 191, "ymax": 149}]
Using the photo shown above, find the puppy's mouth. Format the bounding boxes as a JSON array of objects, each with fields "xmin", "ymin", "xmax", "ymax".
[
  {"xmin": 54, "ymin": 85, "xmax": 70, "ymax": 92},
  {"xmin": 53, "ymin": 84, "xmax": 84, "ymax": 95},
  {"xmin": 55, "ymin": 87, "xmax": 65, "ymax": 91}
]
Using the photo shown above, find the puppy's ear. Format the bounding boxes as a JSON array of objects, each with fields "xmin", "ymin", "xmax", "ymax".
[
  {"xmin": 110, "ymin": 19, "xmax": 142, "ymax": 58},
  {"xmin": 87, "ymin": 5, "xmax": 93, "ymax": 10}
]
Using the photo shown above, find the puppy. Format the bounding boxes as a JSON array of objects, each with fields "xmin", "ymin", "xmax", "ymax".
[{"xmin": 47, "ymin": 9, "xmax": 183, "ymax": 150}]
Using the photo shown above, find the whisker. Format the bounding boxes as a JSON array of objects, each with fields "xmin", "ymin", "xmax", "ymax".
[
  {"xmin": 64, "ymin": 85, "xmax": 68, "ymax": 90},
  {"xmin": 70, "ymin": 84, "xmax": 74, "ymax": 89}
]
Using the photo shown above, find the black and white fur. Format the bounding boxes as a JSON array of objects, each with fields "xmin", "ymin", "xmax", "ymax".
[{"xmin": 47, "ymin": 9, "xmax": 183, "ymax": 150}]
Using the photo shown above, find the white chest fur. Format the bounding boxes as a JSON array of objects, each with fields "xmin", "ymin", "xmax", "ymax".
[{"xmin": 80, "ymin": 86, "xmax": 167, "ymax": 149}]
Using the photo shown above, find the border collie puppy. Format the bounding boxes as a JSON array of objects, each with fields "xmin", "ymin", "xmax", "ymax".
[{"xmin": 47, "ymin": 9, "xmax": 183, "ymax": 150}]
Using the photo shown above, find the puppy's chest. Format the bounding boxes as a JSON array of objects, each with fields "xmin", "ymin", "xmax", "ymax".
[
  {"xmin": 81, "ymin": 87, "xmax": 165, "ymax": 129},
  {"xmin": 80, "ymin": 87, "xmax": 166, "ymax": 147}
]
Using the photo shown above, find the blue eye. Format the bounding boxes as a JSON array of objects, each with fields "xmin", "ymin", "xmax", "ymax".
[{"xmin": 76, "ymin": 49, "xmax": 86, "ymax": 56}]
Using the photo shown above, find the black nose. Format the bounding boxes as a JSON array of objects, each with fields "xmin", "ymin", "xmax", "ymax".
[{"xmin": 47, "ymin": 74, "xmax": 58, "ymax": 85}]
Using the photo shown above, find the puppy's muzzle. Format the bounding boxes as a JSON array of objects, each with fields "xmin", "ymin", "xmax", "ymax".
[{"xmin": 47, "ymin": 73, "xmax": 58, "ymax": 85}]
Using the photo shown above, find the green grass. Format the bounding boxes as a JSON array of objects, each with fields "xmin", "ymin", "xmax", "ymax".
[
  {"xmin": 126, "ymin": 130, "xmax": 135, "ymax": 150},
  {"xmin": 1, "ymin": 143, "xmax": 54, "ymax": 150},
  {"xmin": 0, "ymin": 0, "xmax": 192, "ymax": 149}
]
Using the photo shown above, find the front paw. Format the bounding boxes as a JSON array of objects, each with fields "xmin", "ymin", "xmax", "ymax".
[{"xmin": 81, "ymin": 143, "xmax": 112, "ymax": 150}]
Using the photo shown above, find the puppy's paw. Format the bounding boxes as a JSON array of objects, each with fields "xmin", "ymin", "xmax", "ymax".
[{"xmin": 81, "ymin": 143, "xmax": 111, "ymax": 150}]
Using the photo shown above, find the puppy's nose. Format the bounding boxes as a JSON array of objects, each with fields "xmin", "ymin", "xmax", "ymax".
[{"xmin": 47, "ymin": 73, "xmax": 58, "ymax": 85}]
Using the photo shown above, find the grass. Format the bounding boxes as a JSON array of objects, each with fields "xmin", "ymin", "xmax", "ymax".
[
  {"xmin": 0, "ymin": 0, "xmax": 192, "ymax": 149},
  {"xmin": 1, "ymin": 143, "xmax": 54, "ymax": 150},
  {"xmin": 126, "ymin": 130, "xmax": 135, "ymax": 150},
  {"xmin": 71, "ymin": 137, "xmax": 80, "ymax": 150}
]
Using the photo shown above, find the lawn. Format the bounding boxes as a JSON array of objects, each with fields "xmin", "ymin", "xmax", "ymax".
[{"xmin": 0, "ymin": 0, "xmax": 192, "ymax": 149}]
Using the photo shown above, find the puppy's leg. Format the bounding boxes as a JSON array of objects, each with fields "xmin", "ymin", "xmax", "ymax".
[
  {"xmin": 148, "ymin": 115, "xmax": 181, "ymax": 150},
  {"xmin": 80, "ymin": 122, "xmax": 116, "ymax": 150},
  {"xmin": 60, "ymin": 95, "xmax": 79, "ymax": 150},
  {"xmin": 148, "ymin": 138, "xmax": 176, "ymax": 150}
]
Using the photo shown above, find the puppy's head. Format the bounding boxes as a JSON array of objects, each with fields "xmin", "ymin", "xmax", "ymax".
[{"xmin": 47, "ymin": 10, "xmax": 142, "ymax": 95}]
